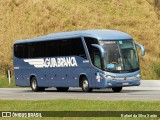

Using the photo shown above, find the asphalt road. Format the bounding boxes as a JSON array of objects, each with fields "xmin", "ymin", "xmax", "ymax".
[{"xmin": 0, "ymin": 87, "xmax": 160, "ymax": 101}]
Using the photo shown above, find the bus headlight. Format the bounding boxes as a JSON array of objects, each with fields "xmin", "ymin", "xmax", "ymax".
[
  {"xmin": 136, "ymin": 74, "xmax": 140, "ymax": 78},
  {"xmin": 106, "ymin": 76, "xmax": 114, "ymax": 80}
]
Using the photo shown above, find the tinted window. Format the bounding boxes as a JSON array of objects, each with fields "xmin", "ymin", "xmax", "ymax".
[
  {"xmin": 14, "ymin": 44, "xmax": 26, "ymax": 58},
  {"xmin": 59, "ymin": 40, "xmax": 71, "ymax": 56},
  {"xmin": 93, "ymin": 48, "xmax": 102, "ymax": 69},
  {"xmin": 71, "ymin": 38, "xmax": 86, "ymax": 59},
  {"xmin": 84, "ymin": 37, "xmax": 98, "ymax": 55},
  {"xmin": 84, "ymin": 37, "xmax": 99, "ymax": 62},
  {"xmin": 32, "ymin": 42, "xmax": 45, "ymax": 58},
  {"xmin": 46, "ymin": 40, "xmax": 59, "ymax": 57},
  {"xmin": 14, "ymin": 38, "xmax": 87, "ymax": 59}
]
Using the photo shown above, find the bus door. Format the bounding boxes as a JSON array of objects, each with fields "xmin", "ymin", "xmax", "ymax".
[{"xmin": 90, "ymin": 46, "xmax": 104, "ymax": 88}]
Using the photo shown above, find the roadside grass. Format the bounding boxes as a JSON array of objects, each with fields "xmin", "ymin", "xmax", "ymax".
[
  {"xmin": 0, "ymin": 100, "xmax": 160, "ymax": 120},
  {"xmin": 151, "ymin": 62, "xmax": 160, "ymax": 79},
  {"xmin": 0, "ymin": 76, "xmax": 16, "ymax": 88}
]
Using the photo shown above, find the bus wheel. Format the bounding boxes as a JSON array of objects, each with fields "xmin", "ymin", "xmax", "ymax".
[
  {"xmin": 31, "ymin": 77, "xmax": 40, "ymax": 92},
  {"xmin": 112, "ymin": 87, "xmax": 122, "ymax": 92},
  {"xmin": 82, "ymin": 77, "xmax": 93, "ymax": 92},
  {"xmin": 56, "ymin": 87, "xmax": 69, "ymax": 92}
]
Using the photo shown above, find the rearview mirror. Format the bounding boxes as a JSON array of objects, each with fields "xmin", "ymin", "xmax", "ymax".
[
  {"xmin": 91, "ymin": 44, "xmax": 105, "ymax": 58},
  {"xmin": 136, "ymin": 43, "xmax": 145, "ymax": 56}
]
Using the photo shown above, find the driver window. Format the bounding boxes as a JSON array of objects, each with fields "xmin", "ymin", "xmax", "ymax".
[{"xmin": 93, "ymin": 48, "xmax": 102, "ymax": 69}]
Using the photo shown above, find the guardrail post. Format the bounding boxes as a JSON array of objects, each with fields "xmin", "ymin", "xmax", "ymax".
[{"xmin": 7, "ymin": 70, "xmax": 11, "ymax": 84}]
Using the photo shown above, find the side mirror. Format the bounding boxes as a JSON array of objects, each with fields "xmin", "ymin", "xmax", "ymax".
[
  {"xmin": 91, "ymin": 44, "xmax": 105, "ymax": 58},
  {"xmin": 136, "ymin": 43, "xmax": 145, "ymax": 56}
]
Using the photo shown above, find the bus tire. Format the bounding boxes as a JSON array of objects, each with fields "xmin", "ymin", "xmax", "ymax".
[
  {"xmin": 112, "ymin": 87, "xmax": 122, "ymax": 92},
  {"xmin": 31, "ymin": 77, "xmax": 40, "ymax": 92},
  {"xmin": 56, "ymin": 87, "xmax": 69, "ymax": 92},
  {"xmin": 81, "ymin": 77, "xmax": 93, "ymax": 92}
]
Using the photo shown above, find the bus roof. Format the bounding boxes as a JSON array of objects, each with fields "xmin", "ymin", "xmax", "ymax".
[{"xmin": 14, "ymin": 29, "xmax": 132, "ymax": 44}]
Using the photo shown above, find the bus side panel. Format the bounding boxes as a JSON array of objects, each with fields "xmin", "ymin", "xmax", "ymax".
[
  {"xmin": 90, "ymin": 68, "xmax": 106, "ymax": 88},
  {"xmin": 36, "ymin": 68, "xmax": 91, "ymax": 87},
  {"xmin": 14, "ymin": 58, "xmax": 30, "ymax": 86},
  {"xmin": 42, "ymin": 58, "xmax": 92, "ymax": 87},
  {"xmin": 14, "ymin": 69, "xmax": 30, "ymax": 86},
  {"xmin": 35, "ymin": 57, "xmax": 90, "ymax": 87},
  {"xmin": 39, "ymin": 68, "xmax": 71, "ymax": 87},
  {"xmin": 14, "ymin": 56, "xmax": 92, "ymax": 88},
  {"xmin": 70, "ymin": 67, "xmax": 92, "ymax": 87}
]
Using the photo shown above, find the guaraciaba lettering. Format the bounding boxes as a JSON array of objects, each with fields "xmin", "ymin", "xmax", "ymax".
[{"xmin": 43, "ymin": 57, "xmax": 78, "ymax": 68}]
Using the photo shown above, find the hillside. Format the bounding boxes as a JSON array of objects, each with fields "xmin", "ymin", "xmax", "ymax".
[{"xmin": 0, "ymin": 0, "xmax": 160, "ymax": 79}]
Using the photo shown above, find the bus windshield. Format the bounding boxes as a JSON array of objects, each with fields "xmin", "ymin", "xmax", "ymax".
[{"xmin": 99, "ymin": 40, "xmax": 139, "ymax": 72}]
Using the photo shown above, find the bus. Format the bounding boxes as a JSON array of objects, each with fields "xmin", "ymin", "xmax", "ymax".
[{"xmin": 13, "ymin": 29, "xmax": 145, "ymax": 92}]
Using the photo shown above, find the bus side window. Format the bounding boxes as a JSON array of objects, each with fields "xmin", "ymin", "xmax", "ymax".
[
  {"xmin": 71, "ymin": 38, "xmax": 87, "ymax": 59},
  {"xmin": 93, "ymin": 48, "xmax": 102, "ymax": 69},
  {"xmin": 27, "ymin": 43, "xmax": 34, "ymax": 58},
  {"xmin": 84, "ymin": 37, "xmax": 100, "ymax": 67},
  {"xmin": 84, "ymin": 37, "xmax": 99, "ymax": 56},
  {"xmin": 59, "ymin": 40, "xmax": 71, "ymax": 56},
  {"xmin": 46, "ymin": 40, "xmax": 59, "ymax": 57},
  {"xmin": 14, "ymin": 44, "xmax": 28, "ymax": 58}
]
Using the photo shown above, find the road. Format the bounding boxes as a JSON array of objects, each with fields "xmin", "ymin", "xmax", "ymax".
[{"xmin": 0, "ymin": 87, "xmax": 160, "ymax": 101}]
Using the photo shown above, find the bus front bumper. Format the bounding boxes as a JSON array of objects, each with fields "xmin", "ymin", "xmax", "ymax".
[{"xmin": 104, "ymin": 78, "xmax": 140, "ymax": 88}]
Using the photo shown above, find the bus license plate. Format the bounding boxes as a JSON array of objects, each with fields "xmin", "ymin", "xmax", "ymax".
[{"xmin": 123, "ymin": 82, "xmax": 129, "ymax": 85}]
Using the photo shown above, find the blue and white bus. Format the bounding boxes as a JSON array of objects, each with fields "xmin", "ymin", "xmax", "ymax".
[{"xmin": 13, "ymin": 29, "xmax": 145, "ymax": 92}]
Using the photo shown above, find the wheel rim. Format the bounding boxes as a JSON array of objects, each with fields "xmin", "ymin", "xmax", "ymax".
[
  {"xmin": 83, "ymin": 80, "xmax": 88, "ymax": 90},
  {"xmin": 32, "ymin": 80, "xmax": 37, "ymax": 90}
]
